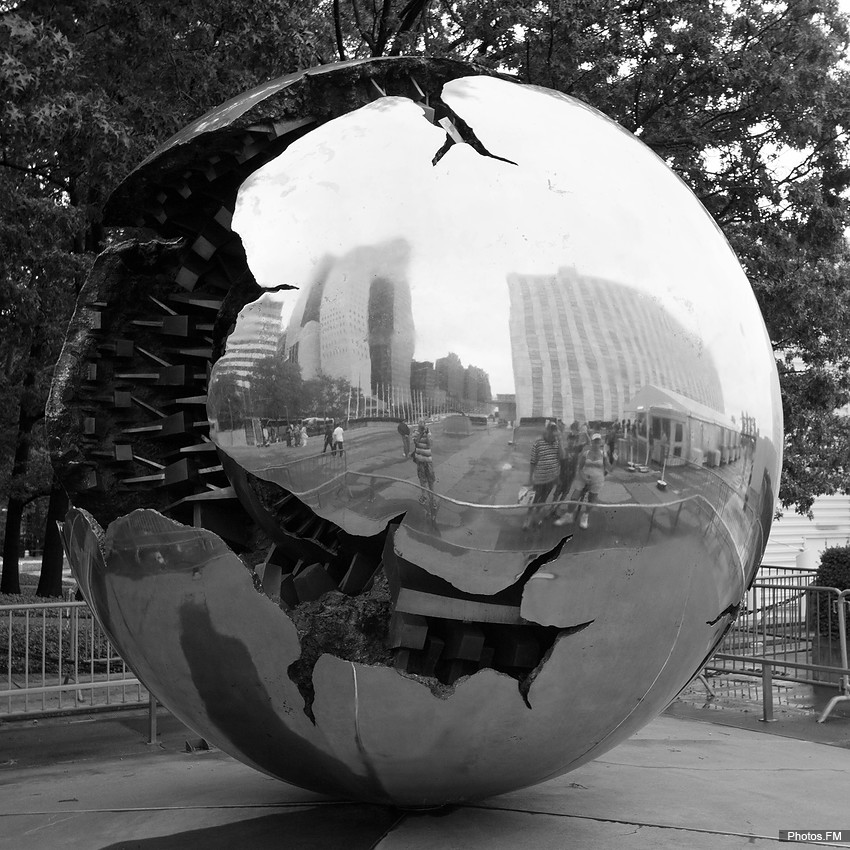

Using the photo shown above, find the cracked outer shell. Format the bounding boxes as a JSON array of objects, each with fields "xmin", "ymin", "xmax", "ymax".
[{"xmin": 63, "ymin": 505, "xmax": 736, "ymax": 805}]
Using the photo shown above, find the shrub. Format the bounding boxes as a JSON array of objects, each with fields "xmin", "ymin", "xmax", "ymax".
[
  {"xmin": 812, "ymin": 547, "xmax": 850, "ymax": 639},
  {"xmin": 815, "ymin": 546, "xmax": 850, "ymax": 590}
]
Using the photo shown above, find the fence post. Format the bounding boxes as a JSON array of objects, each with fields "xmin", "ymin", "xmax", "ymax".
[
  {"xmin": 148, "ymin": 692, "xmax": 158, "ymax": 744},
  {"xmin": 818, "ymin": 591, "xmax": 850, "ymax": 724},
  {"xmin": 759, "ymin": 662, "xmax": 776, "ymax": 722}
]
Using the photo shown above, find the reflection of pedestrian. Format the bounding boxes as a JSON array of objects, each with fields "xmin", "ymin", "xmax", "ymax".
[
  {"xmin": 332, "ymin": 422, "xmax": 344, "ymax": 456},
  {"xmin": 397, "ymin": 420, "xmax": 411, "ymax": 457},
  {"xmin": 656, "ymin": 430, "xmax": 669, "ymax": 469},
  {"xmin": 322, "ymin": 422, "xmax": 334, "ymax": 454},
  {"xmin": 293, "ymin": 422, "xmax": 302, "ymax": 447},
  {"xmin": 412, "ymin": 419, "xmax": 436, "ymax": 513},
  {"xmin": 553, "ymin": 421, "xmax": 581, "ymax": 504},
  {"xmin": 523, "ymin": 422, "xmax": 562, "ymax": 531},
  {"xmin": 556, "ymin": 433, "xmax": 610, "ymax": 529},
  {"xmin": 300, "ymin": 424, "xmax": 309, "ymax": 447},
  {"xmin": 607, "ymin": 421, "xmax": 620, "ymax": 465}
]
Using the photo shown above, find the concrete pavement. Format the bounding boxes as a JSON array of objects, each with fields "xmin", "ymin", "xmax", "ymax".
[{"xmin": 2, "ymin": 701, "xmax": 850, "ymax": 849}]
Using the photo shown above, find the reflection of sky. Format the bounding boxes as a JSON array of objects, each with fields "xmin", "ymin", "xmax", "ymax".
[{"xmin": 233, "ymin": 76, "xmax": 779, "ymax": 440}]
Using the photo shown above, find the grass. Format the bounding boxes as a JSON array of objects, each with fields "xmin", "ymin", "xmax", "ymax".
[
  {"xmin": 0, "ymin": 571, "xmax": 75, "ymax": 607},
  {"xmin": 1, "ymin": 574, "xmax": 96, "ymax": 675}
]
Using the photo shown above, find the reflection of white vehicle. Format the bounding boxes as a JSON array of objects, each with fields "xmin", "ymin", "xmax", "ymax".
[
  {"xmin": 303, "ymin": 416, "xmax": 334, "ymax": 436},
  {"xmin": 628, "ymin": 385, "xmax": 741, "ymax": 468}
]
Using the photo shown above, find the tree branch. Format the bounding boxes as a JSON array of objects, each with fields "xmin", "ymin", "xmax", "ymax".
[
  {"xmin": 333, "ymin": 0, "xmax": 347, "ymax": 60},
  {"xmin": 348, "ymin": 0, "xmax": 374, "ymax": 52},
  {"xmin": 0, "ymin": 157, "xmax": 69, "ymax": 192},
  {"xmin": 389, "ymin": 0, "xmax": 428, "ymax": 55}
]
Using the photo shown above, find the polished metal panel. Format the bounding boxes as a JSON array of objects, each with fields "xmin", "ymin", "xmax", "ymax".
[
  {"xmin": 63, "ymin": 66, "xmax": 782, "ymax": 805},
  {"xmin": 208, "ymin": 75, "xmax": 780, "ymax": 595}
]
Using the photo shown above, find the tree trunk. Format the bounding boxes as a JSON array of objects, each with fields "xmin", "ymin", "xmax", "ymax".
[
  {"xmin": 36, "ymin": 482, "xmax": 69, "ymax": 598},
  {"xmin": 1, "ymin": 496, "xmax": 24, "ymax": 595},
  {"xmin": 0, "ymin": 340, "xmax": 43, "ymax": 596}
]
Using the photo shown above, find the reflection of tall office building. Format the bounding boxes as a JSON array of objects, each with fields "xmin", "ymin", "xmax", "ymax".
[
  {"xmin": 283, "ymin": 240, "xmax": 414, "ymax": 394},
  {"xmin": 411, "ymin": 360, "xmax": 436, "ymax": 396},
  {"xmin": 508, "ymin": 269, "xmax": 724, "ymax": 422},
  {"xmin": 435, "ymin": 353, "xmax": 464, "ymax": 400},
  {"xmin": 465, "ymin": 366, "xmax": 491, "ymax": 405},
  {"xmin": 221, "ymin": 295, "xmax": 284, "ymax": 381}
]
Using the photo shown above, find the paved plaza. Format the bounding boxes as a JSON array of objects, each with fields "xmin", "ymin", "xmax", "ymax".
[{"xmin": 2, "ymin": 686, "xmax": 849, "ymax": 849}]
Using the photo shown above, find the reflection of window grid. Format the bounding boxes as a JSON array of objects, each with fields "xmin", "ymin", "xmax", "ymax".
[{"xmin": 508, "ymin": 271, "xmax": 724, "ymax": 422}]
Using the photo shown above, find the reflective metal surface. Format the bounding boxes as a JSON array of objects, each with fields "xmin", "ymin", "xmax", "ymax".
[
  {"xmin": 61, "ymin": 65, "xmax": 782, "ymax": 806},
  {"xmin": 209, "ymin": 75, "xmax": 781, "ymax": 594}
]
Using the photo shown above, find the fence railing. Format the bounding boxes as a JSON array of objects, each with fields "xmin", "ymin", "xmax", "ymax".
[
  {"xmin": 1, "ymin": 600, "xmax": 147, "ymax": 717},
  {"xmin": 708, "ymin": 581, "xmax": 850, "ymax": 722},
  {"xmin": 3, "ymin": 570, "xmax": 849, "ymax": 725}
]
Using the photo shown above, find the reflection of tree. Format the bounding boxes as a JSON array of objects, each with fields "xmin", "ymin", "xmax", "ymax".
[
  {"xmin": 207, "ymin": 370, "xmax": 245, "ymax": 430},
  {"xmin": 301, "ymin": 373, "xmax": 353, "ymax": 421},
  {"xmin": 250, "ymin": 356, "xmax": 304, "ymax": 420}
]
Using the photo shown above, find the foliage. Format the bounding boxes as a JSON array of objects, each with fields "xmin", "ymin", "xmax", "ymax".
[
  {"xmin": 812, "ymin": 545, "xmax": 850, "ymax": 639},
  {"xmin": 0, "ymin": 605, "xmax": 113, "ymax": 675},
  {"xmin": 815, "ymin": 545, "xmax": 850, "ymax": 591},
  {"xmin": 252, "ymin": 358, "xmax": 360, "ymax": 422}
]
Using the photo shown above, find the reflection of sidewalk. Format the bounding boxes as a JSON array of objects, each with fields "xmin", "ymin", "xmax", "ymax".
[{"xmin": 3, "ymin": 709, "xmax": 849, "ymax": 848}]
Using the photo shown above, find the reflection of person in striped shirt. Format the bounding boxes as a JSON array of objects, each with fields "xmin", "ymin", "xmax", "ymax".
[
  {"xmin": 523, "ymin": 423, "xmax": 562, "ymax": 530},
  {"xmin": 412, "ymin": 419, "xmax": 436, "ymax": 513}
]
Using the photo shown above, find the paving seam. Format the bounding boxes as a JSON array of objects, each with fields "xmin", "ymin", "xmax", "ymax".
[
  {"xmin": 0, "ymin": 801, "xmax": 351, "ymax": 816},
  {"xmin": 368, "ymin": 812, "xmax": 408, "ymax": 850},
  {"xmin": 463, "ymin": 804, "xmax": 848, "ymax": 847}
]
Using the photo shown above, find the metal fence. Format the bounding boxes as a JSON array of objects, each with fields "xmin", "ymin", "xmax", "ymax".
[
  {"xmin": 3, "ymin": 565, "xmax": 849, "ymax": 723},
  {"xmin": 1, "ymin": 600, "xmax": 147, "ymax": 717},
  {"xmin": 708, "ymin": 569, "xmax": 850, "ymax": 722}
]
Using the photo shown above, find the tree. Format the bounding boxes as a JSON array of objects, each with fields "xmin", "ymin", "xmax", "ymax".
[
  {"xmin": 0, "ymin": 164, "xmax": 83, "ymax": 593},
  {"xmin": 251, "ymin": 356, "xmax": 304, "ymax": 421},
  {"xmin": 208, "ymin": 369, "xmax": 247, "ymax": 432}
]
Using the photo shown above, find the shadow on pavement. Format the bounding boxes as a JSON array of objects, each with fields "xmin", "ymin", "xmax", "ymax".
[{"xmin": 103, "ymin": 805, "xmax": 401, "ymax": 850}]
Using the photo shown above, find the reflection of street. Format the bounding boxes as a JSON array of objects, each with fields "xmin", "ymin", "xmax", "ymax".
[{"xmin": 217, "ymin": 419, "xmax": 757, "ymax": 580}]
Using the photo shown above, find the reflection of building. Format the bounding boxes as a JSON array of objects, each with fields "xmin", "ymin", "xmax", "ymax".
[
  {"xmin": 283, "ymin": 240, "xmax": 414, "ymax": 395},
  {"xmin": 435, "ymin": 353, "xmax": 464, "ymax": 401},
  {"xmin": 495, "ymin": 393, "xmax": 516, "ymax": 423},
  {"xmin": 222, "ymin": 295, "xmax": 284, "ymax": 381},
  {"xmin": 411, "ymin": 360, "xmax": 436, "ymax": 396},
  {"xmin": 433, "ymin": 353, "xmax": 491, "ymax": 411},
  {"xmin": 465, "ymin": 366, "xmax": 491, "ymax": 405},
  {"xmin": 508, "ymin": 269, "xmax": 724, "ymax": 422}
]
